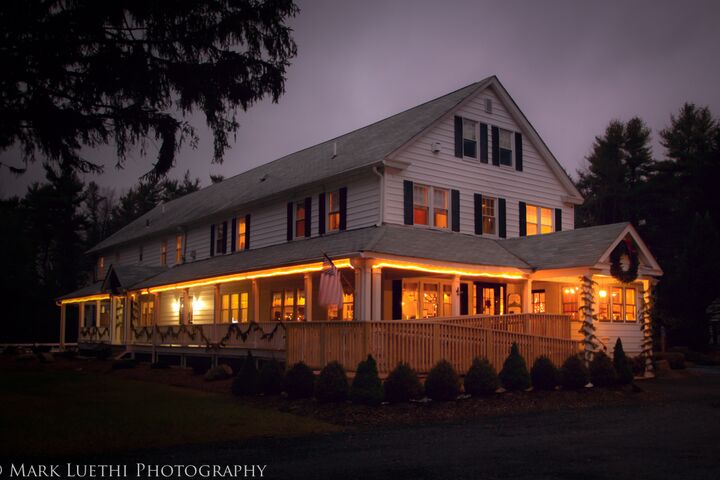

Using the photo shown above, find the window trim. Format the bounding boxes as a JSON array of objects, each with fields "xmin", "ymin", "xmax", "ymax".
[
  {"xmin": 294, "ymin": 202, "xmax": 306, "ymax": 238},
  {"xmin": 175, "ymin": 234, "xmax": 183, "ymax": 264},
  {"xmin": 462, "ymin": 117, "xmax": 478, "ymax": 159},
  {"xmin": 236, "ymin": 217, "xmax": 247, "ymax": 251},
  {"xmin": 498, "ymin": 128, "xmax": 515, "ymax": 168},
  {"xmin": 327, "ymin": 190, "xmax": 341, "ymax": 233},
  {"xmin": 413, "ymin": 184, "xmax": 450, "ymax": 230},
  {"xmin": 525, "ymin": 204, "xmax": 554, "ymax": 236},
  {"xmin": 160, "ymin": 240, "xmax": 168, "ymax": 266},
  {"xmin": 481, "ymin": 196, "xmax": 497, "ymax": 235}
]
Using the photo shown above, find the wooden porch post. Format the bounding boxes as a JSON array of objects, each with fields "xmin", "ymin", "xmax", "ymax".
[
  {"xmin": 451, "ymin": 275, "xmax": 461, "ymax": 317},
  {"xmin": 152, "ymin": 293, "xmax": 159, "ymax": 361},
  {"xmin": 362, "ymin": 261, "xmax": 372, "ymax": 322},
  {"xmin": 123, "ymin": 294, "xmax": 132, "ymax": 347},
  {"xmin": 95, "ymin": 300, "xmax": 101, "ymax": 327},
  {"xmin": 213, "ymin": 285, "xmax": 220, "ymax": 344},
  {"xmin": 304, "ymin": 272, "xmax": 313, "ymax": 321},
  {"xmin": 353, "ymin": 261, "xmax": 363, "ymax": 321},
  {"xmin": 371, "ymin": 266, "xmax": 382, "ymax": 321},
  {"xmin": 182, "ymin": 289, "xmax": 190, "ymax": 325},
  {"xmin": 523, "ymin": 278, "xmax": 533, "ymax": 313},
  {"xmin": 78, "ymin": 302, "xmax": 85, "ymax": 331},
  {"xmin": 59, "ymin": 303, "xmax": 66, "ymax": 349},
  {"xmin": 252, "ymin": 279, "xmax": 260, "ymax": 322}
]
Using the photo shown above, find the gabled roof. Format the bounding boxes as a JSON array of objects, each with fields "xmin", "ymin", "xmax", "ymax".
[
  {"xmin": 89, "ymin": 78, "xmax": 494, "ymax": 254},
  {"xmin": 102, "ymin": 264, "xmax": 168, "ymax": 293}
]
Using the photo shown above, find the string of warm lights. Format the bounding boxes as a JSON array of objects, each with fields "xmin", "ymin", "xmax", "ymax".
[
  {"xmin": 59, "ymin": 293, "xmax": 110, "ymax": 305},
  {"xmin": 371, "ymin": 261, "xmax": 525, "ymax": 280}
]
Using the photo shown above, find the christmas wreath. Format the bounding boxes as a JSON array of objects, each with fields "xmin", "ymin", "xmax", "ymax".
[{"xmin": 610, "ymin": 237, "xmax": 639, "ymax": 283}]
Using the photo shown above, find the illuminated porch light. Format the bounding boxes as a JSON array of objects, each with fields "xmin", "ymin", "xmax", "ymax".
[
  {"xmin": 172, "ymin": 298, "xmax": 180, "ymax": 314},
  {"xmin": 192, "ymin": 296, "xmax": 203, "ymax": 312},
  {"xmin": 599, "ymin": 289, "xmax": 608, "ymax": 298}
]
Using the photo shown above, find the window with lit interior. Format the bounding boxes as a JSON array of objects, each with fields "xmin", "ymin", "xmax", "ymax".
[
  {"xmin": 295, "ymin": 202, "xmax": 306, "ymax": 238},
  {"xmin": 327, "ymin": 191, "xmax": 341, "ymax": 231},
  {"xmin": 236, "ymin": 217, "xmax": 246, "ymax": 250},
  {"xmin": 526, "ymin": 204, "xmax": 553, "ymax": 235},
  {"xmin": 414, "ymin": 184, "xmax": 449, "ymax": 229},
  {"xmin": 482, "ymin": 197, "xmax": 496, "ymax": 234}
]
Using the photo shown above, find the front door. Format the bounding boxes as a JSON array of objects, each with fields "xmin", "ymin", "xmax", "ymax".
[{"xmin": 475, "ymin": 282, "xmax": 505, "ymax": 315}]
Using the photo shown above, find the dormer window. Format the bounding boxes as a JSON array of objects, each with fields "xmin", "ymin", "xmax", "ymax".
[
  {"xmin": 462, "ymin": 118, "xmax": 477, "ymax": 158},
  {"xmin": 499, "ymin": 128, "xmax": 513, "ymax": 166}
]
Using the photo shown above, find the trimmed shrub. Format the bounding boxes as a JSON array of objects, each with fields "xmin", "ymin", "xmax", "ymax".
[
  {"xmin": 530, "ymin": 356, "xmax": 559, "ymax": 391},
  {"xmin": 232, "ymin": 353, "xmax": 260, "ymax": 396},
  {"xmin": 258, "ymin": 359, "xmax": 284, "ymax": 395},
  {"xmin": 204, "ymin": 364, "xmax": 232, "ymax": 381},
  {"xmin": 499, "ymin": 343, "xmax": 531, "ymax": 391},
  {"xmin": 425, "ymin": 359, "xmax": 460, "ymax": 401},
  {"xmin": 384, "ymin": 362, "xmax": 423, "ymax": 403},
  {"xmin": 464, "ymin": 357, "xmax": 499, "ymax": 396},
  {"xmin": 589, "ymin": 352, "xmax": 617, "ymax": 387},
  {"xmin": 350, "ymin": 355, "xmax": 384, "ymax": 405},
  {"xmin": 283, "ymin": 362, "xmax": 315, "ymax": 400},
  {"xmin": 654, "ymin": 352, "xmax": 685, "ymax": 369},
  {"xmin": 315, "ymin": 361, "xmax": 349, "ymax": 403},
  {"xmin": 613, "ymin": 339, "xmax": 634, "ymax": 385},
  {"xmin": 560, "ymin": 355, "xmax": 589, "ymax": 389}
]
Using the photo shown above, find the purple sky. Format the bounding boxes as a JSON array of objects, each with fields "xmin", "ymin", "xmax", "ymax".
[{"xmin": 2, "ymin": 0, "xmax": 719, "ymax": 197}]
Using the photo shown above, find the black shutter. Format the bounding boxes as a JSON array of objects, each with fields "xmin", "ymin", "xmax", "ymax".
[
  {"xmin": 515, "ymin": 132, "xmax": 523, "ymax": 171},
  {"xmin": 454, "ymin": 116, "xmax": 463, "ymax": 158},
  {"xmin": 244, "ymin": 214, "xmax": 251, "ymax": 249},
  {"xmin": 491, "ymin": 126, "xmax": 500, "ymax": 166},
  {"xmin": 210, "ymin": 224, "xmax": 215, "ymax": 256},
  {"xmin": 451, "ymin": 189, "xmax": 460, "ymax": 232},
  {"xmin": 286, "ymin": 202, "xmax": 293, "ymax": 241},
  {"xmin": 519, "ymin": 201, "xmax": 527, "ymax": 237},
  {"xmin": 460, "ymin": 283, "xmax": 469, "ymax": 315},
  {"xmin": 221, "ymin": 220, "xmax": 228, "ymax": 253},
  {"xmin": 339, "ymin": 187, "xmax": 347, "ymax": 231},
  {"xmin": 318, "ymin": 193, "xmax": 326, "ymax": 235},
  {"xmin": 480, "ymin": 123, "xmax": 488, "ymax": 163},
  {"xmin": 555, "ymin": 208, "xmax": 562, "ymax": 232},
  {"xmin": 403, "ymin": 180, "xmax": 414, "ymax": 225},
  {"xmin": 474, "ymin": 193, "xmax": 483, "ymax": 235},
  {"xmin": 392, "ymin": 280, "xmax": 402, "ymax": 320},
  {"xmin": 498, "ymin": 198, "xmax": 507, "ymax": 238},
  {"xmin": 230, "ymin": 217, "xmax": 237, "ymax": 253},
  {"xmin": 304, "ymin": 197, "xmax": 311, "ymax": 237}
]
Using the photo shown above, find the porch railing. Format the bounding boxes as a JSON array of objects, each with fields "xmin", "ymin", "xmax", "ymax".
[
  {"xmin": 129, "ymin": 322, "xmax": 286, "ymax": 352},
  {"xmin": 78, "ymin": 326, "xmax": 111, "ymax": 343},
  {"xmin": 286, "ymin": 319, "xmax": 578, "ymax": 375},
  {"xmin": 432, "ymin": 313, "xmax": 573, "ymax": 340}
]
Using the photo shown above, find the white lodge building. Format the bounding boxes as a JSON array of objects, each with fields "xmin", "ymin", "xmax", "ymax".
[{"xmin": 58, "ymin": 77, "xmax": 663, "ymax": 373}]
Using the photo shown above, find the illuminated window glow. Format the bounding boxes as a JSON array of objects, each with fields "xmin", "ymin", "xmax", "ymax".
[{"xmin": 526, "ymin": 204, "xmax": 553, "ymax": 236}]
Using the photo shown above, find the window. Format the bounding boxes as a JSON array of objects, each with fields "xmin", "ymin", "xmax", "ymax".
[
  {"xmin": 295, "ymin": 202, "xmax": 306, "ymax": 238},
  {"xmin": 562, "ymin": 287, "xmax": 578, "ymax": 320},
  {"xmin": 160, "ymin": 240, "xmax": 167, "ymax": 266},
  {"xmin": 401, "ymin": 281, "xmax": 419, "ymax": 319},
  {"xmin": 482, "ymin": 197, "xmax": 496, "ymax": 235},
  {"xmin": 215, "ymin": 222, "xmax": 226, "ymax": 254},
  {"xmin": 327, "ymin": 293, "xmax": 354, "ymax": 320},
  {"xmin": 237, "ymin": 217, "xmax": 247, "ymax": 250},
  {"xmin": 605, "ymin": 286, "xmax": 637, "ymax": 322},
  {"xmin": 526, "ymin": 204, "xmax": 553, "ymax": 236},
  {"xmin": 97, "ymin": 256, "xmax": 104, "ymax": 277},
  {"xmin": 402, "ymin": 280, "xmax": 455, "ymax": 320},
  {"xmin": 221, "ymin": 292, "xmax": 249, "ymax": 323},
  {"xmin": 498, "ymin": 128, "xmax": 513, "ymax": 166},
  {"xmin": 414, "ymin": 184, "xmax": 449, "ymax": 229},
  {"xmin": 422, "ymin": 283, "xmax": 439, "ymax": 318},
  {"xmin": 271, "ymin": 289, "xmax": 305, "ymax": 321},
  {"xmin": 532, "ymin": 290, "xmax": 546, "ymax": 313},
  {"xmin": 462, "ymin": 118, "xmax": 477, "ymax": 158},
  {"xmin": 442, "ymin": 285, "xmax": 452, "ymax": 317},
  {"xmin": 175, "ymin": 234, "xmax": 183, "ymax": 263},
  {"xmin": 328, "ymin": 191, "xmax": 341, "ymax": 232},
  {"xmin": 139, "ymin": 296, "xmax": 154, "ymax": 326},
  {"xmin": 139, "ymin": 245, "xmax": 144, "ymax": 262}
]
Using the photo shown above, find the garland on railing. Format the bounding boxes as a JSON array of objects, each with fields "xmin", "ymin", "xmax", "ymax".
[
  {"xmin": 640, "ymin": 296, "xmax": 654, "ymax": 377},
  {"xmin": 80, "ymin": 326, "xmax": 110, "ymax": 339},
  {"xmin": 131, "ymin": 326, "xmax": 154, "ymax": 342},
  {"xmin": 217, "ymin": 321, "xmax": 286, "ymax": 348},
  {"xmin": 579, "ymin": 275, "xmax": 601, "ymax": 366}
]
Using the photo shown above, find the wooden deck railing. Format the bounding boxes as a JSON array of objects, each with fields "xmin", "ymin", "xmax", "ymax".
[
  {"xmin": 129, "ymin": 322, "xmax": 286, "ymax": 352},
  {"xmin": 433, "ymin": 314, "xmax": 572, "ymax": 340},
  {"xmin": 286, "ymin": 319, "xmax": 578, "ymax": 375}
]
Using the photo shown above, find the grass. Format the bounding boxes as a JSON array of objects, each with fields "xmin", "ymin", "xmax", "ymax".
[{"xmin": 0, "ymin": 369, "xmax": 337, "ymax": 458}]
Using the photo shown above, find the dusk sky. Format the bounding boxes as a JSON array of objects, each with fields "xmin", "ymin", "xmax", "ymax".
[{"xmin": 2, "ymin": 0, "xmax": 719, "ymax": 197}]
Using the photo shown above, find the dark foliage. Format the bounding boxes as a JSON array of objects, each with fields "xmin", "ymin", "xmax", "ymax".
[
  {"xmin": 424, "ymin": 359, "xmax": 460, "ymax": 401},
  {"xmin": 232, "ymin": 353, "xmax": 260, "ymax": 396},
  {"xmin": 589, "ymin": 352, "xmax": 618, "ymax": 387},
  {"xmin": 0, "ymin": 1, "xmax": 299, "ymax": 178},
  {"xmin": 258, "ymin": 359, "xmax": 285, "ymax": 396},
  {"xmin": 315, "ymin": 361, "xmax": 349, "ymax": 404},
  {"xmin": 631, "ymin": 355, "xmax": 647, "ymax": 377},
  {"xmin": 463, "ymin": 357, "xmax": 499, "ymax": 396},
  {"xmin": 383, "ymin": 362, "xmax": 422, "ymax": 403},
  {"xmin": 654, "ymin": 352, "xmax": 686, "ymax": 370},
  {"xmin": 613, "ymin": 339, "xmax": 634, "ymax": 385},
  {"xmin": 499, "ymin": 343, "xmax": 531, "ymax": 391},
  {"xmin": 530, "ymin": 356, "xmax": 559, "ymax": 391},
  {"xmin": 283, "ymin": 362, "xmax": 315, "ymax": 400},
  {"xmin": 560, "ymin": 355, "xmax": 589, "ymax": 389},
  {"xmin": 350, "ymin": 355, "xmax": 384, "ymax": 405}
]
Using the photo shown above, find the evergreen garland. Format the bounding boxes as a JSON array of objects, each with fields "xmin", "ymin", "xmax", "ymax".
[
  {"xmin": 579, "ymin": 275, "xmax": 601, "ymax": 366},
  {"xmin": 640, "ymin": 296, "xmax": 654, "ymax": 377},
  {"xmin": 610, "ymin": 237, "xmax": 639, "ymax": 283},
  {"xmin": 218, "ymin": 322, "xmax": 286, "ymax": 348}
]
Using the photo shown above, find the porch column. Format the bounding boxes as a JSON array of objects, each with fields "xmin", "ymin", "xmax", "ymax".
[
  {"xmin": 252, "ymin": 279, "xmax": 260, "ymax": 322},
  {"xmin": 523, "ymin": 278, "xmax": 533, "ymax": 313},
  {"xmin": 213, "ymin": 285, "xmax": 220, "ymax": 344},
  {"xmin": 362, "ymin": 261, "xmax": 372, "ymax": 322},
  {"xmin": 353, "ymin": 262, "xmax": 363, "ymax": 321},
  {"xmin": 371, "ymin": 266, "xmax": 382, "ymax": 321},
  {"xmin": 304, "ymin": 273, "xmax": 313, "ymax": 321},
  {"xmin": 78, "ymin": 302, "xmax": 85, "ymax": 330},
  {"xmin": 95, "ymin": 300, "xmax": 101, "ymax": 327},
  {"xmin": 124, "ymin": 294, "xmax": 132, "ymax": 346},
  {"xmin": 182, "ymin": 289, "xmax": 190, "ymax": 325},
  {"xmin": 451, "ymin": 275, "xmax": 461, "ymax": 317},
  {"xmin": 59, "ymin": 303, "xmax": 66, "ymax": 349}
]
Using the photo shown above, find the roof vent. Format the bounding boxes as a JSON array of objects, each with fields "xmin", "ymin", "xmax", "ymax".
[
  {"xmin": 485, "ymin": 98, "xmax": 493, "ymax": 114},
  {"xmin": 430, "ymin": 142, "xmax": 441, "ymax": 154}
]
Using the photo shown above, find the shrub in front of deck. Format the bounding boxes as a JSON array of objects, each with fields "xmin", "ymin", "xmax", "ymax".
[
  {"xmin": 530, "ymin": 356, "xmax": 559, "ymax": 391},
  {"xmin": 283, "ymin": 362, "xmax": 315, "ymax": 400},
  {"xmin": 259, "ymin": 359, "xmax": 285, "ymax": 395},
  {"xmin": 350, "ymin": 355, "xmax": 384, "ymax": 405},
  {"xmin": 589, "ymin": 352, "xmax": 617, "ymax": 387},
  {"xmin": 499, "ymin": 343, "xmax": 531, "ymax": 391},
  {"xmin": 383, "ymin": 362, "xmax": 423, "ymax": 403},
  {"xmin": 425, "ymin": 359, "xmax": 460, "ymax": 401},
  {"xmin": 315, "ymin": 361, "xmax": 349, "ymax": 403},
  {"xmin": 613, "ymin": 339, "xmax": 634, "ymax": 385},
  {"xmin": 232, "ymin": 352, "xmax": 260, "ymax": 396},
  {"xmin": 464, "ymin": 357, "xmax": 499, "ymax": 396},
  {"xmin": 560, "ymin": 355, "xmax": 589, "ymax": 389}
]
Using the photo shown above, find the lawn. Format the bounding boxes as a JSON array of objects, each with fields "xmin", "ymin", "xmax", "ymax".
[{"xmin": 0, "ymin": 369, "xmax": 337, "ymax": 458}]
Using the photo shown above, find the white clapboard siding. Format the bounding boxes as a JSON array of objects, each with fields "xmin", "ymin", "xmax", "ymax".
[
  {"xmin": 385, "ymin": 87, "xmax": 575, "ymax": 237},
  {"xmin": 188, "ymin": 285, "xmax": 215, "ymax": 324},
  {"xmin": 595, "ymin": 323, "xmax": 643, "ymax": 355},
  {"xmin": 158, "ymin": 291, "xmax": 181, "ymax": 325}
]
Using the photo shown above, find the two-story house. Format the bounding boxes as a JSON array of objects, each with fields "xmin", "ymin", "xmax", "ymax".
[{"xmin": 57, "ymin": 76, "xmax": 662, "ymax": 374}]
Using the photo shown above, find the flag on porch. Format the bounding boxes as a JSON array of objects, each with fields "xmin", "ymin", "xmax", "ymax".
[{"xmin": 318, "ymin": 255, "xmax": 344, "ymax": 307}]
